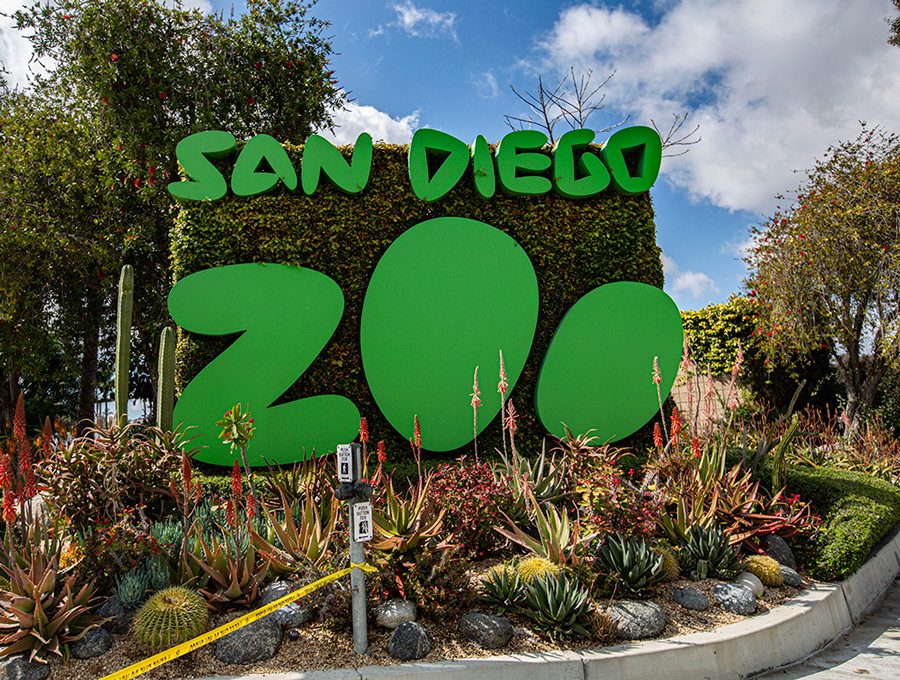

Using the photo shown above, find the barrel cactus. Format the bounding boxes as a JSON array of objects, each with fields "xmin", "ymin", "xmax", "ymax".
[
  {"xmin": 742, "ymin": 554, "xmax": 785, "ymax": 588},
  {"xmin": 133, "ymin": 586, "xmax": 208, "ymax": 648},
  {"xmin": 516, "ymin": 556, "xmax": 561, "ymax": 585}
]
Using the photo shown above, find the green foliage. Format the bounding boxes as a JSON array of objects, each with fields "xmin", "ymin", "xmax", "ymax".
[
  {"xmin": 681, "ymin": 296, "xmax": 836, "ymax": 412},
  {"xmin": 784, "ymin": 464, "xmax": 900, "ymax": 580},
  {"xmin": 521, "ymin": 572, "xmax": 593, "ymax": 639},
  {"xmin": 595, "ymin": 535, "xmax": 666, "ymax": 597},
  {"xmin": 115, "ymin": 264, "xmax": 134, "ymax": 428},
  {"xmin": 745, "ymin": 124, "xmax": 900, "ymax": 431},
  {"xmin": 680, "ymin": 524, "xmax": 742, "ymax": 579},
  {"xmin": 156, "ymin": 327, "xmax": 176, "ymax": 433},
  {"xmin": 478, "ymin": 564, "xmax": 525, "ymax": 615},
  {"xmin": 170, "ymin": 142, "xmax": 663, "ymax": 457},
  {"xmin": 742, "ymin": 554, "xmax": 784, "ymax": 588},
  {"xmin": 133, "ymin": 585, "xmax": 209, "ymax": 648}
]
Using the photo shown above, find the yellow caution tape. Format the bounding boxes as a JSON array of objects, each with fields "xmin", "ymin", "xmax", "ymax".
[{"xmin": 98, "ymin": 562, "xmax": 377, "ymax": 680}]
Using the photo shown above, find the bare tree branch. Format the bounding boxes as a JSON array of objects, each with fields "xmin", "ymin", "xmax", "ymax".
[{"xmin": 651, "ymin": 112, "xmax": 701, "ymax": 157}]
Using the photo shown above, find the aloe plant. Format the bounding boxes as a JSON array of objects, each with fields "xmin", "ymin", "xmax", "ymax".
[
  {"xmin": 193, "ymin": 530, "xmax": 270, "ymax": 611},
  {"xmin": 494, "ymin": 488, "xmax": 595, "ymax": 567},
  {"xmin": 371, "ymin": 474, "xmax": 446, "ymax": 554},
  {"xmin": 0, "ymin": 546, "xmax": 102, "ymax": 663}
]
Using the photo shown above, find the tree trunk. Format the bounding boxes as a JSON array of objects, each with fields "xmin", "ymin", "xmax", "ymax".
[{"xmin": 76, "ymin": 298, "xmax": 101, "ymax": 438}]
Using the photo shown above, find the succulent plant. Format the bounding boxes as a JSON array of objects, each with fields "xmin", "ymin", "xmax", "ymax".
[
  {"xmin": 143, "ymin": 556, "xmax": 171, "ymax": 592},
  {"xmin": 516, "ymin": 555, "xmax": 561, "ymax": 585},
  {"xmin": 652, "ymin": 540, "xmax": 681, "ymax": 582},
  {"xmin": 133, "ymin": 586, "xmax": 209, "ymax": 648},
  {"xmin": 478, "ymin": 564, "xmax": 525, "ymax": 615},
  {"xmin": 595, "ymin": 535, "xmax": 666, "ymax": 597},
  {"xmin": 588, "ymin": 608, "xmax": 618, "ymax": 645},
  {"xmin": 0, "ymin": 548, "xmax": 102, "ymax": 663},
  {"xmin": 680, "ymin": 524, "xmax": 742, "ymax": 579},
  {"xmin": 521, "ymin": 572, "xmax": 592, "ymax": 639},
  {"xmin": 113, "ymin": 568, "xmax": 151, "ymax": 610},
  {"xmin": 742, "ymin": 554, "xmax": 785, "ymax": 587},
  {"xmin": 151, "ymin": 517, "xmax": 185, "ymax": 560},
  {"xmin": 193, "ymin": 532, "xmax": 269, "ymax": 611}
]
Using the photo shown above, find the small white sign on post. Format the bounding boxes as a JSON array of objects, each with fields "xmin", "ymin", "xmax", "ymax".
[
  {"xmin": 351, "ymin": 501, "xmax": 373, "ymax": 543},
  {"xmin": 337, "ymin": 444, "xmax": 353, "ymax": 483}
]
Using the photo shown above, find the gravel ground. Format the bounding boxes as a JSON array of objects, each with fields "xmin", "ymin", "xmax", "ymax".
[{"xmin": 48, "ymin": 571, "xmax": 807, "ymax": 680}]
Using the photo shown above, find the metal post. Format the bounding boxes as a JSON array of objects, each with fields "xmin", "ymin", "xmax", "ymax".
[{"xmin": 349, "ymin": 496, "xmax": 368, "ymax": 654}]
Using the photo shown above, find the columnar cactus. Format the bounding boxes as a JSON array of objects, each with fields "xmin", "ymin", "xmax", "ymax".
[
  {"xmin": 156, "ymin": 326, "xmax": 175, "ymax": 433},
  {"xmin": 115, "ymin": 264, "xmax": 134, "ymax": 428}
]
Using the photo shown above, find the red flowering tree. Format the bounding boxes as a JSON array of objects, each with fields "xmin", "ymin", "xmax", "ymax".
[{"xmin": 744, "ymin": 124, "xmax": 900, "ymax": 432}]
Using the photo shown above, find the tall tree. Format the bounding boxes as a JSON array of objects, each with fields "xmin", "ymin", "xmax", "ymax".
[
  {"xmin": 744, "ymin": 123, "xmax": 900, "ymax": 433},
  {"xmin": 2, "ymin": 0, "xmax": 346, "ymax": 428}
]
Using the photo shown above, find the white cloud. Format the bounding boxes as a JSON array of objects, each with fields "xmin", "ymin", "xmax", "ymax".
[
  {"xmin": 318, "ymin": 102, "xmax": 419, "ymax": 145},
  {"xmin": 386, "ymin": 1, "xmax": 458, "ymax": 41},
  {"xmin": 662, "ymin": 253, "xmax": 720, "ymax": 301},
  {"xmin": 471, "ymin": 71, "xmax": 500, "ymax": 99},
  {"xmin": 536, "ymin": 0, "xmax": 900, "ymax": 215}
]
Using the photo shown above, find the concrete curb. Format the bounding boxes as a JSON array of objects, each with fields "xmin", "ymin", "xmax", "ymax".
[{"xmin": 194, "ymin": 522, "xmax": 900, "ymax": 680}]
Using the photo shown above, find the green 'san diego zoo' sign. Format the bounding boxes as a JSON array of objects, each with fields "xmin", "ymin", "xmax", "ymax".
[{"xmin": 167, "ymin": 126, "xmax": 684, "ymax": 466}]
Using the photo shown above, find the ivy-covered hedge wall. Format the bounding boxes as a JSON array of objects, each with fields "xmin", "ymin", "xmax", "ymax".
[{"xmin": 170, "ymin": 142, "xmax": 663, "ymax": 458}]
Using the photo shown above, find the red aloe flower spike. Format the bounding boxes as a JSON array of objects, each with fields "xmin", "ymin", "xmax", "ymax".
[
  {"xmin": 702, "ymin": 367, "xmax": 715, "ymax": 435},
  {"xmin": 653, "ymin": 422, "xmax": 663, "ymax": 450},
  {"xmin": 231, "ymin": 459, "xmax": 242, "ymax": 497},
  {"xmin": 182, "ymin": 453, "xmax": 192, "ymax": 488},
  {"xmin": 225, "ymin": 498, "xmax": 236, "ymax": 527},
  {"xmin": 377, "ymin": 440, "xmax": 386, "ymax": 463},
  {"xmin": 471, "ymin": 366, "xmax": 482, "ymax": 409},
  {"xmin": 13, "ymin": 393, "xmax": 25, "ymax": 442},
  {"xmin": 247, "ymin": 493, "xmax": 256, "ymax": 520},
  {"xmin": 652, "ymin": 356, "xmax": 662, "ymax": 386},
  {"xmin": 691, "ymin": 437, "xmax": 701, "ymax": 459},
  {"xmin": 2, "ymin": 491, "xmax": 15, "ymax": 524},
  {"xmin": 359, "ymin": 417, "xmax": 369, "ymax": 444},
  {"xmin": 414, "ymin": 415, "xmax": 422, "ymax": 449},
  {"xmin": 0, "ymin": 454, "xmax": 11, "ymax": 490},
  {"xmin": 497, "ymin": 350, "xmax": 508, "ymax": 400},
  {"xmin": 670, "ymin": 407, "xmax": 681, "ymax": 445},
  {"xmin": 19, "ymin": 447, "xmax": 35, "ymax": 499},
  {"xmin": 731, "ymin": 340, "xmax": 744, "ymax": 379}
]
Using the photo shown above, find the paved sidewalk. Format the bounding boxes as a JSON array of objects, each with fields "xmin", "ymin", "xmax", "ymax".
[{"xmin": 757, "ymin": 577, "xmax": 900, "ymax": 679}]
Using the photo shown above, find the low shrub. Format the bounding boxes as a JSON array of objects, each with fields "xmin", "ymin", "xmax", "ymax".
[{"xmin": 784, "ymin": 464, "xmax": 900, "ymax": 580}]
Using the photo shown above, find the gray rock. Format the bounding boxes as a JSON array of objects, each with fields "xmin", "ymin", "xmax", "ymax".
[
  {"xmin": 387, "ymin": 621, "xmax": 432, "ymax": 660},
  {"xmin": 671, "ymin": 586, "xmax": 709, "ymax": 611},
  {"xmin": 70, "ymin": 627, "xmax": 114, "ymax": 659},
  {"xmin": 257, "ymin": 581, "xmax": 316, "ymax": 627},
  {"xmin": 0, "ymin": 654, "xmax": 51, "ymax": 680},
  {"xmin": 608, "ymin": 600, "xmax": 666, "ymax": 640},
  {"xmin": 458, "ymin": 612, "xmax": 514, "ymax": 649},
  {"xmin": 98, "ymin": 596, "xmax": 136, "ymax": 635},
  {"xmin": 714, "ymin": 583, "xmax": 757, "ymax": 615},
  {"xmin": 763, "ymin": 534, "xmax": 797, "ymax": 570},
  {"xmin": 215, "ymin": 616, "xmax": 282, "ymax": 665},
  {"xmin": 781, "ymin": 565, "xmax": 803, "ymax": 587},
  {"xmin": 374, "ymin": 598, "xmax": 417, "ymax": 629},
  {"xmin": 736, "ymin": 572, "xmax": 765, "ymax": 597}
]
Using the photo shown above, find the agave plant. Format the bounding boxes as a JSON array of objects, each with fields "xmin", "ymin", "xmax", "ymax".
[
  {"xmin": 0, "ymin": 547, "xmax": 102, "ymax": 663},
  {"xmin": 370, "ymin": 474, "xmax": 446, "ymax": 554},
  {"xmin": 595, "ymin": 534, "xmax": 666, "ymax": 597},
  {"xmin": 478, "ymin": 565, "xmax": 525, "ymax": 615},
  {"xmin": 492, "ymin": 440, "xmax": 569, "ymax": 520},
  {"xmin": 494, "ymin": 488, "xmax": 595, "ymax": 567},
  {"xmin": 521, "ymin": 572, "xmax": 592, "ymax": 639},
  {"xmin": 680, "ymin": 523, "xmax": 742, "ymax": 580}
]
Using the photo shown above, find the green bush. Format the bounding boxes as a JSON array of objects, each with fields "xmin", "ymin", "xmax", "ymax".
[{"xmin": 784, "ymin": 464, "xmax": 900, "ymax": 580}]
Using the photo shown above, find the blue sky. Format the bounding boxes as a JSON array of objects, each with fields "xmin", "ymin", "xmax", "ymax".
[{"xmin": 3, "ymin": 0, "xmax": 900, "ymax": 310}]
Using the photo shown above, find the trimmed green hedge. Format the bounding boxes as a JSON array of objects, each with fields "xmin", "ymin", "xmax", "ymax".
[
  {"xmin": 170, "ymin": 142, "xmax": 663, "ymax": 459},
  {"xmin": 785, "ymin": 464, "xmax": 900, "ymax": 580}
]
